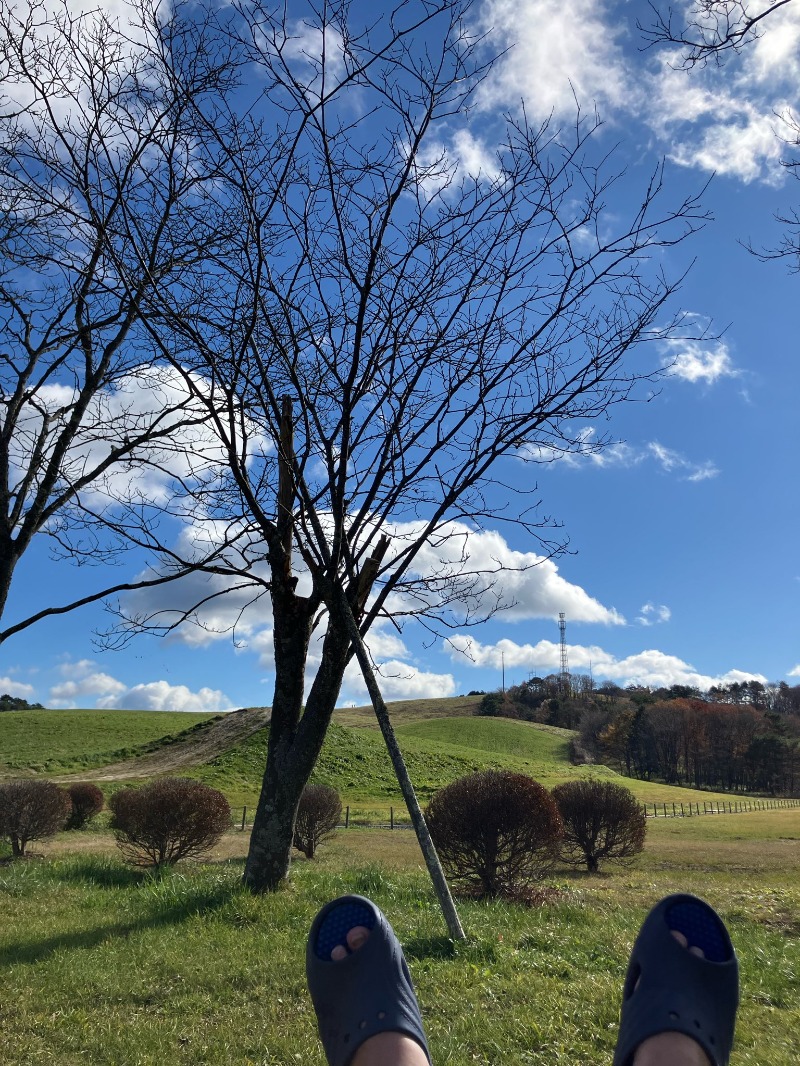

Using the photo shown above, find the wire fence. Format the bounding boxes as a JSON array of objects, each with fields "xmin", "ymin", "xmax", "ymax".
[{"xmin": 230, "ymin": 797, "xmax": 800, "ymax": 831}]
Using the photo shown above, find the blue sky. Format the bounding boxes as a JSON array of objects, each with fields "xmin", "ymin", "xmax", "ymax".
[{"xmin": 2, "ymin": 0, "xmax": 799, "ymax": 711}]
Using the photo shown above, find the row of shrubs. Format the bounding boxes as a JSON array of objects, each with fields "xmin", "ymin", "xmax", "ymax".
[
  {"xmin": 0, "ymin": 778, "xmax": 232, "ymax": 865},
  {"xmin": 1, "ymin": 773, "xmax": 646, "ymax": 900}
]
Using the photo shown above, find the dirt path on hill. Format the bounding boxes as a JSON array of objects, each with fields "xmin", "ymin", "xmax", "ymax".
[{"xmin": 56, "ymin": 706, "xmax": 271, "ymax": 782}]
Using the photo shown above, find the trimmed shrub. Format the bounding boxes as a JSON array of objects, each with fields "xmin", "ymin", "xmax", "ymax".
[
  {"xmin": 551, "ymin": 779, "xmax": 647, "ymax": 872},
  {"xmin": 108, "ymin": 778, "xmax": 231, "ymax": 867},
  {"xmin": 65, "ymin": 782, "xmax": 105, "ymax": 830},
  {"xmin": 293, "ymin": 783, "xmax": 342, "ymax": 859},
  {"xmin": 0, "ymin": 779, "xmax": 72, "ymax": 857},
  {"xmin": 425, "ymin": 770, "xmax": 563, "ymax": 899}
]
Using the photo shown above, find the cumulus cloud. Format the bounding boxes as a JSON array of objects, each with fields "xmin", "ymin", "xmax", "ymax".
[
  {"xmin": 107, "ymin": 682, "xmax": 234, "ymax": 713},
  {"xmin": 390, "ymin": 521, "xmax": 625, "ymax": 625},
  {"xmin": 339, "ymin": 659, "xmax": 456, "ymax": 704},
  {"xmin": 788, "ymin": 664, "xmax": 800, "ymax": 678},
  {"xmin": 0, "ymin": 676, "xmax": 36, "ymax": 698},
  {"xmin": 48, "ymin": 659, "xmax": 233, "ymax": 711},
  {"xmin": 637, "ymin": 603, "xmax": 671, "ymax": 626},
  {"xmin": 446, "ymin": 634, "xmax": 766, "ymax": 690}
]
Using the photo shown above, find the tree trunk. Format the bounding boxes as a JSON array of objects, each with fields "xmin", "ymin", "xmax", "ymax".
[{"xmin": 243, "ymin": 605, "xmax": 351, "ymax": 893}]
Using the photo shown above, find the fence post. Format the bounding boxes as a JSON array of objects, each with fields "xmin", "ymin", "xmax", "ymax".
[
  {"xmin": 672, "ymin": 803, "xmax": 676, "ymax": 817},
  {"xmin": 390, "ymin": 807, "xmax": 394, "ymax": 830},
  {"xmin": 241, "ymin": 806, "xmax": 247, "ymax": 831},
  {"xmin": 663, "ymin": 803, "xmax": 667, "ymax": 817},
  {"xmin": 345, "ymin": 805, "xmax": 350, "ymax": 828}
]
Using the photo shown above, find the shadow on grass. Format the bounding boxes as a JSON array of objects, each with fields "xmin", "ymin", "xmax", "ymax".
[
  {"xmin": 403, "ymin": 935, "xmax": 458, "ymax": 961},
  {"xmin": 49, "ymin": 857, "xmax": 147, "ymax": 889},
  {"xmin": 0, "ymin": 879, "xmax": 235, "ymax": 968}
]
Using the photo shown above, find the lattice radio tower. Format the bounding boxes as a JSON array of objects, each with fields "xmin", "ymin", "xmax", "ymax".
[{"xmin": 558, "ymin": 612, "xmax": 569, "ymax": 693}]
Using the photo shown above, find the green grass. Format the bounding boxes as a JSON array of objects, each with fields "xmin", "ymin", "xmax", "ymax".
[
  {"xmin": 0, "ymin": 710, "xmax": 218, "ymax": 775},
  {"xmin": 2, "ymin": 812, "xmax": 800, "ymax": 1066},
  {"xmin": 190, "ymin": 714, "xmax": 767, "ymax": 813}
]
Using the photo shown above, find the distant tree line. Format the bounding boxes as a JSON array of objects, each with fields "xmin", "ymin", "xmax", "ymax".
[
  {"xmin": 0, "ymin": 695, "xmax": 43, "ymax": 712},
  {"xmin": 479, "ymin": 677, "xmax": 800, "ymax": 796}
]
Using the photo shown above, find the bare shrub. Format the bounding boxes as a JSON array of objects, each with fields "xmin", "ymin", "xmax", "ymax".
[
  {"xmin": 108, "ymin": 778, "xmax": 230, "ymax": 867},
  {"xmin": 425, "ymin": 771, "xmax": 563, "ymax": 899},
  {"xmin": 65, "ymin": 783, "xmax": 105, "ymax": 830},
  {"xmin": 551, "ymin": 779, "xmax": 647, "ymax": 872},
  {"xmin": 292, "ymin": 784, "xmax": 342, "ymax": 859},
  {"xmin": 0, "ymin": 779, "xmax": 71, "ymax": 857}
]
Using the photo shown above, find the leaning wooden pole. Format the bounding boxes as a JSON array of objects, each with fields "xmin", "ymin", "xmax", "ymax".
[{"xmin": 334, "ymin": 584, "xmax": 466, "ymax": 941}]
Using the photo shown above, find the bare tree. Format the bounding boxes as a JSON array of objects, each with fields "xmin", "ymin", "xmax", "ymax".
[
  {"xmin": 0, "ymin": 0, "xmax": 254, "ymax": 642},
  {"xmin": 106, "ymin": 0, "xmax": 710, "ymax": 893},
  {"xmin": 4, "ymin": 1, "xmax": 708, "ymax": 893}
]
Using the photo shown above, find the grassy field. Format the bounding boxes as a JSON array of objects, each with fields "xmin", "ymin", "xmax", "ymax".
[
  {"xmin": 0, "ymin": 710, "xmax": 218, "ymax": 775},
  {"xmin": 2, "ymin": 704, "xmax": 800, "ymax": 1064},
  {"xmin": 1, "ymin": 811, "xmax": 799, "ymax": 1066}
]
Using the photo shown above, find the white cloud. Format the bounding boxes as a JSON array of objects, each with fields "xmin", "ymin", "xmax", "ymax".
[
  {"xmin": 663, "ymin": 339, "xmax": 739, "ymax": 384},
  {"xmin": 476, "ymin": 0, "xmax": 636, "ymax": 122},
  {"xmin": 390, "ymin": 521, "xmax": 625, "ymax": 624},
  {"xmin": 450, "ymin": 129, "xmax": 500, "ymax": 180},
  {"xmin": 0, "ymin": 676, "xmax": 36, "ymax": 698},
  {"xmin": 524, "ymin": 429, "xmax": 718, "ymax": 482},
  {"xmin": 49, "ymin": 660, "xmax": 128, "ymax": 706},
  {"xmin": 121, "ymin": 520, "xmax": 625, "ymax": 655},
  {"xmin": 107, "ymin": 682, "xmax": 234, "ymax": 713},
  {"xmin": 447, "ymin": 634, "xmax": 767, "ymax": 690},
  {"xmin": 646, "ymin": 442, "xmax": 719, "ymax": 482},
  {"xmin": 47, "ymin": 658, "xmax": 233, "ymax": 711},
  {"xmin": 339, "ymin": 659, "xmax": 456, "ymax": 704},
  {"xmin": 788, "ymin": 664, "xmax": 800, "ymax": 678},
  {"xmin": 637, "ymin": 603, "xmax": 671, "ymax": 626},
  {"xmin": 473, "ymin": 0, "xmax": 800, "ymax": 187}
]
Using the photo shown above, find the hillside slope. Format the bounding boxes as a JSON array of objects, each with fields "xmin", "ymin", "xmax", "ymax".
[{"xmin": 67, "ymin": 707, "xmax": 272, "ymax": 781}]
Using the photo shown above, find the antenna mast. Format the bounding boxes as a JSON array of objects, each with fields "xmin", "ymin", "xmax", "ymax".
[{"xmin": 558, "ymin": 612, "xmax": 569, "ymax": 694}]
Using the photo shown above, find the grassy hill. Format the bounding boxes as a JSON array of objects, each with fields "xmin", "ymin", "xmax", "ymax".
[
  {"xmin": 0, "ymin": 701, "xmax": 772, "ymax": 811},
  {"xmin": 0, "ymin": 709, "xmax": 218, "ymax": 775}
]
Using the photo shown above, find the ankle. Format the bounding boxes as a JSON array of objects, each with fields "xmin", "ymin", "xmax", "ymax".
[
  {"xmin": 350, "ymin": 1032, "xmax": 429, "ymax": 1066},
  {"xmin": 633, "ymin": 1032, "xmax": 713, "ymax": 1066}
]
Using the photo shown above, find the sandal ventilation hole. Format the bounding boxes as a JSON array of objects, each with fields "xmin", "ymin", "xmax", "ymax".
[
  {"xmin": 668, "ymin": 1011, "xmax": 679, "ymax": 1021},
  {"xmin": 377, "ymin": 1011, "xmax": 386, "ymax": 1020}
]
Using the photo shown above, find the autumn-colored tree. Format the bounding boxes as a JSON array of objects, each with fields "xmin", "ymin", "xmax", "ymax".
[
  {"xmin": 65, "ymin": 783, "xmax": 105, "ymax": 830},
  {"xmin": 552, "ymin": 780, "xmax": 647, "ymax": 873},
  {"xmin": 426, "ymin": 771, "xmax": 563, "ymax": 899},
  {"xmin": 292, "ymin": 784, "xmax": 342, "ymax": 859},
  {"xmin": 109, "ymin": 779, "xmax": 230, "ymax": 867},
  {"xmin": 0, "ymin": 780, "xmax": 71, "ymax": 857}
]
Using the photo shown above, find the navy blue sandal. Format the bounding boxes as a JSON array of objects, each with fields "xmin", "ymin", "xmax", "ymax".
[
  {"xmin": 306, "ymin": 894, "xmax": 431, "ymax": 1066},
  {"xmin": 614, "ymin": 893, "xmax": 739, "ymax": 1066}
]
